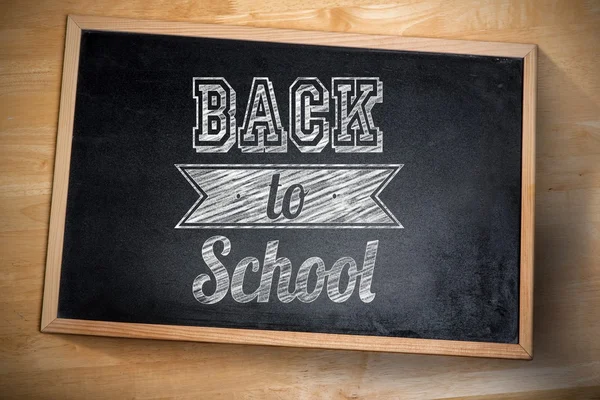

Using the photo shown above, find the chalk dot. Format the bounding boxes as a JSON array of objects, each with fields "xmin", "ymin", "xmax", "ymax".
[
  {"xmin": 236, "ymin": 194, "xmax": 241, "ymax": 199},
  {"xmin": 332, "ymin": 193, "xmax": 337, "ymax": 199}
]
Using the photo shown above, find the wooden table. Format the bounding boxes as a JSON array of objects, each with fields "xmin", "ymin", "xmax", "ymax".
[{"xmin": 1, "ymin": 1, "xmax": 599, "ymax": 398}]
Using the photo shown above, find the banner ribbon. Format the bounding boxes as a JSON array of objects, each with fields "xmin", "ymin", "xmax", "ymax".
[{"xmin": 176, "ymin": 164, "xmax": 402, "ymax": 229}]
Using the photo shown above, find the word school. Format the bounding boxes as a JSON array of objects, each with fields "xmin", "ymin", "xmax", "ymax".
[
  {"xmin": 193, "ymin": 235, "xmax": 379, "ymax": 304},
  {"xmin": 193, "ymin": 77, "xmax": 383, "ymax": 153}
]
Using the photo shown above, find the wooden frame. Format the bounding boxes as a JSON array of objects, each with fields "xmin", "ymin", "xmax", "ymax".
[{"xmin": 41, "ymin": 15, "xmax": 536, "ymax": 359}]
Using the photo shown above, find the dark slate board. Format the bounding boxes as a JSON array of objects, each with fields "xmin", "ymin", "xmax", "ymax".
[{"xmin": 58, "ymin": 30, "xmax": 523, "ymax": 343}]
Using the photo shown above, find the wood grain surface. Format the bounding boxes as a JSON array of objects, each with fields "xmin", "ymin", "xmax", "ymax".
[{"xmin": 1, "ymin": 0, "xmax": 599, "ymax": 398}]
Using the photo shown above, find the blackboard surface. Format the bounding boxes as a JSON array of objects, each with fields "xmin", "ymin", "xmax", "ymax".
[{"xmin": 57, "ymin": 29, "xmax": 524, "ymax": 344}]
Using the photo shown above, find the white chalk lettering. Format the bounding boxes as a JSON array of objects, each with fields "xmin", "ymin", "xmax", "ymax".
[
  {"xmin": 239, "ymin": 77, "xmax": 287, "ymax": 153},
  {"xmin": 192, "ymin": 235, "xmax": 378, "ymax": 304},
  {"xmin": 332, "ymin": 77, "xmax": 383, "ymax": 152},
  {"xmin": 193, "ymin": 78, "xmax": 236, "ymax": 153},
  {"xmin": 192, "ymin": 77, "xmax": 383, "ymax": 153}
]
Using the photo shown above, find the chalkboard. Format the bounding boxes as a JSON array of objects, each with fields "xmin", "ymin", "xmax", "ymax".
[{"xmin": 42, "ymin": 16, "xmax": 537, "ymax": 359}]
